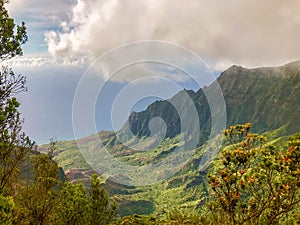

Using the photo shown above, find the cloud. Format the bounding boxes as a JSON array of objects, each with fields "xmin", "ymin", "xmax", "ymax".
[
  {"xmin": 102, "ymin": 62, "xmax": 191, "ymax": 83},
  {"xmin": 44, "ymin": 0, "xmax": 300, "ymax": 72},
  {"xmin": 6, "ymin": 54, "xmax": 88, "ymax": 67}
]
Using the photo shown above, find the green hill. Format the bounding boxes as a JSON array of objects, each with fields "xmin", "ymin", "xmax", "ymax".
[{"xmin": 39, "ymin": 61, "xmax": 300, "ymax": 217}]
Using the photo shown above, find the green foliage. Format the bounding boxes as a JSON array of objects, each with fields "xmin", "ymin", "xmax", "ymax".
[
  {"xmin": 0, "ymin": 1, "xmax": 31, "ymax": 195},
  {"xmin": 206, "ymin": 124, "xmax": 300, "ymax": 225},
  {"xmin": 12, "ymin": 140, "xmax": 61, "ymax": 225},
  {"xmin": 117, "ymin": 199, "xmax": 155, "ymax": 216},
  {"xmin": 113, "ymin": 214, "xmax": 159, "ymax": 225},
  {"xmin": 165, "ymin": 209, "xmax": 205, "ymax": 225},
  {"xmin": 13, "ymin": 154, "xmax": 116, "ymax": 225},
  {"xmin": 0, "ymin": 0, "xmax": 27, "ymax": 60},
  {"xmin": 0, "ymin": 194, "xmax": 13, "ymax": 225},
  {"xmin": 51, "ymin": 174, "xmax": 116, "ymax": 225},
  {"xmin": 0, "ymin": 66, "xmax": 34, "ymax": 194},
  {"xmin": 39, "ymin": 139, "xmax": 91, "ymax": 170},
  {"xmin": 89, "ymin": 173, "xmax": 116, "ymax": 225},
  {"xmin": 51, "ymin": 181, "xmax": 90, "ymax": 225},
  {"xmin": 113, "ymin": 211, "xmax": 204, "ymax": 225}
]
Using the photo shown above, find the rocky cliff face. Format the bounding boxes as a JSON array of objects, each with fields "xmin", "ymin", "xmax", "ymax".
[{"xmin": 120, "ymin": 61, "xmax": 300, "ymax": 144}]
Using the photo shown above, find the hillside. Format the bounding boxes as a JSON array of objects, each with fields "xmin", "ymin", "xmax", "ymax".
[
  {"xmin": 219, "ymin": 61, "xmax": 300, "ymax": 133},
  {"xmin": 39, "ymin": 61, "xmax": 300, "ymax": 216},
  {"xmin": 124, "ymin": 61, "xmax": 300, "ymax": 141}
]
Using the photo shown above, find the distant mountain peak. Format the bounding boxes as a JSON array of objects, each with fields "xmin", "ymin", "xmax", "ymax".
[
  {"xmin": 224, "ymin": 60, "xmax": 300, "ymax": 74},
  {"xmin": 282, "ymin": 59, "xmax": 300, "ymax": 68},
  {"xmin": 227, "ymin": 64, "xmax": 244, "ymax": 70},
  {"xmin": 120, "ymin": 61, "xmax": 300, "ymax": 144}
]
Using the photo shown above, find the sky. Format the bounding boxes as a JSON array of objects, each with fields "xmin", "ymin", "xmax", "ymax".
[{"xmin": 4, "ymin": 0, "xmax": 300, "ymax": 144}]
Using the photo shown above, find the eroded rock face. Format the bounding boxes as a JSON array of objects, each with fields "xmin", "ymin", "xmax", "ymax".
[{"xmin": 122, "ymin": 61, "xmax": 300, "ymax": 143}]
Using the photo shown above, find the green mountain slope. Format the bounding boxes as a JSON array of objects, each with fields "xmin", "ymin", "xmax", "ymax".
[
  {"xmin": 125, "ymin": 60, "xmax": 300, "ymax": 141},
  {"xmin": 219, "ymin": 61, "xmax": 300, "ymax": 133},
  {"xmin": 39, "ymin": 61, "xmax": 300, "ymax": 216}
]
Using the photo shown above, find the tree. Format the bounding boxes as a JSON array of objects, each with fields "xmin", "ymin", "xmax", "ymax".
[
  {"xmin": 24, "ymin": 139, "xmax": 60, "ymax": 225},
  {"xmin": 0, "ymin": 194, "xmax": 14, "ymax": 225},
  {"xmin": 51, "ymin": 181, "xmax": 91, "ymax": 225},
  {"xmin": 0, "ymin": 0, "xmax": 32, "ymax": 195},
  {"xmin": 51, "ymin": 174, "xmax": 117, "ymax": 225},
  {"xmin": 0, "ymin": 66, "xmax": 33, "ymax": 194},
  {"xmin": 0, "ymin": 0, "xmax": 27, "ymax": 61},
  {"xmin": 88, "ymin": 174, "xmax": 116, "ymax": 225},
  {"xmin": 0, "ymin": 2, "xmax": 34, "ymax": 224},
  {"xmin": 205, "ymin": 124, "xmax": 300, "ymax": 225},
  {"xmin": 11, "ymin": 139, "xmax": 117, "ymax": 225},
  {"xmin": 13, "ymin": 151, "xmax": 60, "ymax": 225},
  {"xmin": 0, "ymin": 68, "xmax": 33, "ymax": 195}
]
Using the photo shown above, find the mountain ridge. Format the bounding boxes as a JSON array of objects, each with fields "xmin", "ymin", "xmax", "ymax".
[
  {"xmin": 120, "ymin": 60, "xmax": 300, "ymax": 145},
  {"xmin": 39, "ymin": 60, "xmax": 300, "ymax": 216}
]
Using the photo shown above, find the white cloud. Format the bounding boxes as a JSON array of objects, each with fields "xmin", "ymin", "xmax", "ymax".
[
  {"xmin": 6, "ymin": 54, "xmax": 88, "ymax": 67},
  {"xmin": 102, "ymin": 63, "xmax": 191, "ymax": 83},
  {"xmin": 44, "ymin": 0, "xmax": 300, "ymax": 72},
  {"xmin": 46, "ymin": 0, "xmax": 300, "ymax": 66}
]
